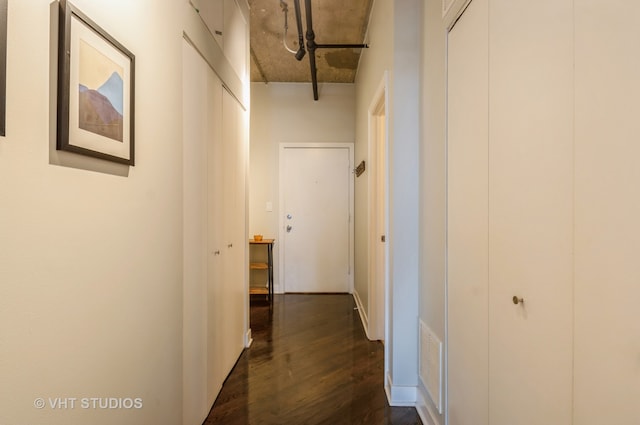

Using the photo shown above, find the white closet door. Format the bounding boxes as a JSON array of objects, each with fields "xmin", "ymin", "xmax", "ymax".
[
  {"xmin": 574, "ymin": 1, "xmax": 640, "ymax": 423},
  {"xmin": 488, "ymin": 0, "xmax": 574, "ymax": 423},
  {"xmin": 206, "ymin": 58, "xmax": 224, "ymax": 406},
  {"xmin": 221, "ymin": 89, "xmax": 246, "ymax": 374},
  {"xmin": 182, "ymin": 39, "xmax": 209, "ymax": 425},
  {"xmin": 446, "ymin": 0, "xmax": 489, "ymax": 423}
]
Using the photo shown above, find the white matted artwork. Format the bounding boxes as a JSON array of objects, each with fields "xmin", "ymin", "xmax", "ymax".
[{"xmin": 57, "ymin": 0, "xmax": 135, "ymax": 165}]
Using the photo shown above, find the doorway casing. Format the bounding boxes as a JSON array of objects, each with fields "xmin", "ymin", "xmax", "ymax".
[{"xmin": 366, "ymin": 73, "xmax": 389, "ymax": 342}]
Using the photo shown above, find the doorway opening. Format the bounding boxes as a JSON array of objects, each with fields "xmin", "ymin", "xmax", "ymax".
[{"xmin": 368, "ymin": 74, "xmax": 389, "ymax": 342}]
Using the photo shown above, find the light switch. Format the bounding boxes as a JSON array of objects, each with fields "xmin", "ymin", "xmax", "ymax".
[{"xmin": 266, "ymin": 201, "xmax": 273, "ymax": 212}]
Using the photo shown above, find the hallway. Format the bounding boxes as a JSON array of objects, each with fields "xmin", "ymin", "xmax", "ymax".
[{"xmin": 204, "ymin": 294, "xmax": 422, "ymax": 425}]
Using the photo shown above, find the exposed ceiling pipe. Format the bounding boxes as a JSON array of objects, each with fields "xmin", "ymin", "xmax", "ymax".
[
  {"xmin": 280, "ymin": 1, "xmax": 297, "ymax": 54},
  {"xmin": 293, "ymin": 0, "xmax": 306, "ymax": 61},
  {"xmin": 304, "ymin": 0, "xmax": 319, "ymax": 100},
  {"xmin": 292, "ymin": 0, "xmax": 369, "ymax": 100}
]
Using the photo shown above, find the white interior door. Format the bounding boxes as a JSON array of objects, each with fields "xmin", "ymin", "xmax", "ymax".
[
  {"xmin": 574, "ymin": 2, "xmax": 640, "ymax": 423},
  {"xmin": 488, "ymin": 1, "xmax": 573, "ymax": 423},
  {"xmin": 372, "ymin": 107, "xmax": 387, "ymax": 341},
  {"xmin": 182, "ymin": 39, "xmax": 209, "ymax": 425},
  {"xmin": 447, "ymin": 0, "xmax": 489, "ymax": 423},
  {"xmin": 280, "ymin": 145, "xmax": 353, "ymax": 293},
  {"xmin": 221, "ymin": 88, "xmax": 246, "ymax": 370},
  {"xmin": 367, "ymin": 79, "xmax": 388, "ymax": 342},
  {"xmin": 447, "ymin": 0, "xmax": 573, "ymax": 423},
  {"xmin": 182, "ymin": 38, "xmax": 247, "ymax": 425},
  {"xmin": 206, "ymin": 80, "xmax": 224, "ymax": 407}
]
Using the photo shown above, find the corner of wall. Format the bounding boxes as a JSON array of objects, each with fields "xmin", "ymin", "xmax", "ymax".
[{"xmin": 385, "ymin": 373, "xmax": 417, "ymax": 407}]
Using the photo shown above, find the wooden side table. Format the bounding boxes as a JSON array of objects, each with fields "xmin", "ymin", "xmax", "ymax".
[{"xmin": 249, "ymin": 239, "xmax": 274, "ymax": 300}]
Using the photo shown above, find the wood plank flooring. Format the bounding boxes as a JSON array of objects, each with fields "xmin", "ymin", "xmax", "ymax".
[{"xmin": 203, "ymin": 294, "xmax": 422, "ymax": 425}]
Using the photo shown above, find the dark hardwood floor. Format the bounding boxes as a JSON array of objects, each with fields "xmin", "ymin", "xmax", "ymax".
[{"xmin": 203, "ymin": 294, "xmax": 422, "ymax": 425}]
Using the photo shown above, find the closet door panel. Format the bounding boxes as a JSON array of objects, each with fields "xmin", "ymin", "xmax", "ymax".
[
  {"xmin": 182, "ymin": 39, "xmax": 209, "ymax": 425},
  {"xmin": 574, "ymin": 1, "xmax": 640, "ymax": 423},
  {"xmin": 206, "ymin": 66, "xmax": 225, "ymax": 405},
  {"xmin": 446, "ymin": 0, "xmax": 489, "ymax": 423},
  {"xmin": 488, "ymin": 0, "xmax": 574, "ymax": 423},
  {"xmin": 221, "ymin": 89, "xmax": 246, "ymax": 372}
]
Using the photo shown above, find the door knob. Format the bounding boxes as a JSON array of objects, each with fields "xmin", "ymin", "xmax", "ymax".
[
  {"xmin": 286, "ymin": 225, "xmax": 292, "ymax": 233},
  {"xmin": 512, "ymin": 296, "xmax": 524, "ymax": 305}
]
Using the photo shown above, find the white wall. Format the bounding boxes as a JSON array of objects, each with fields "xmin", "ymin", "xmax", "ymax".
[
  {"xmin": 387, "ymin": 0, "xmax": 421, "ymax": 400},
  {"xmin": 418, "ymin": 0, "xmax": 453, "ymax": 422},
  {"xmin": 0, "ymin": 1, "xmax": 250, "ymax": 425},
  {"xmin": 354, "ymin": 0, "xmax": 394, "ymax": 333},
  {"xmin": 354, "ymin": 0, "xmax": 422, "ymax": 407},
  {"xmin": 0, "ymin": 1, "xmax": 183, "ymax": 424},
  {"xmin": 249, "ymin": 82, "xmax": 355, "ymax": 292}
]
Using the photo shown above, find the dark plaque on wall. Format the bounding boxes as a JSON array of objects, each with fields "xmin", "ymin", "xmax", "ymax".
[{"xmin": 0, "ymin": 0, "xmax": 7, "ymax": 136}]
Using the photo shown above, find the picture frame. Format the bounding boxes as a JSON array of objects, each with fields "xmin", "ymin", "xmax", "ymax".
[
  {"xmin": 57, "ymin": 0, "xmax": 135, "ymax": 165},
  {"xmin": 0, "ymin": 0, "xmax": 7, "ymax": 137}
]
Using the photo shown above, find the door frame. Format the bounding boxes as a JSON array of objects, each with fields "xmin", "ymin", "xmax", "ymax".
[
  {"xmin": 278, "ymin": 143, "xmax": 355, "ymax": 294},
  {"xmin": 368, "ymin": 74, "xmax": 389, "ymax": 341}
]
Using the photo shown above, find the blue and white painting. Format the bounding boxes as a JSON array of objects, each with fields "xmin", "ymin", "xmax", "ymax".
[{"xmin": 78, "ymin": 39, "xmax": 124, "ymax": 142}]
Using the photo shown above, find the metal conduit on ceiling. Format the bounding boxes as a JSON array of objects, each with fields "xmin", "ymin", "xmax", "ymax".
[{"xmin": 289, "ymin": 0, "xmax": 368, "ymax": 100}]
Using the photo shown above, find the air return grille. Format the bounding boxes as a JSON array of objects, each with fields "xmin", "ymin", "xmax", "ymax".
[{"xmin": 419, "ymin": 319, "xmax": 443, "ymax": 413}]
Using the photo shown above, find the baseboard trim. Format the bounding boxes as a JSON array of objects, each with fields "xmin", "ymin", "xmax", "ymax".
[
  {"xmin": 417, "ymin": 385, "xmax": 441, "ymax": 425},
  {"xmin": 385, "ymin": 373, "xmax": 417, "ymax": 407},
  {"xmin": 245, "ymin": 328, "xmax": 253, "ymax": 348},
  {"xmin": 352, "ymin": 290, "xmax": 371, "ymax": 340}
]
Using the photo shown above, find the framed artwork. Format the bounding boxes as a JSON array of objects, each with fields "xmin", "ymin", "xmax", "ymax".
[
  {"xmin": 0, "ymin": 0, "xmax": 7, "ymax": 137},
  {"xmin": 57, "ymin": 0, "xmax": 135, "ymax": 165}
]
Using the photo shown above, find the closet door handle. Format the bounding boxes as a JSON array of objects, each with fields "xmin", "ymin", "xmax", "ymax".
[
  {"xmin": 228, "ymin": 243, "xmax": 233, "ymax": 248},
  {"xmin": 512, "ymin": 296, "xmax": 524, "ymax": 305}
]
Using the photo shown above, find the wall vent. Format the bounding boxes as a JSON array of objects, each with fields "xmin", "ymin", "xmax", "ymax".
[
  {"xmin": 443, "ymin": 0, "xmax": 455, "ymax": 16},
  {"xmin": 419, "ymin": 319, "xmax": 443, "ymax": 413}
]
